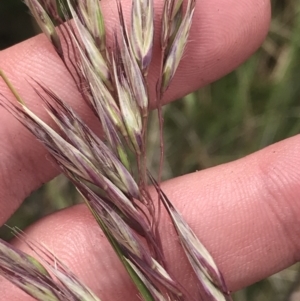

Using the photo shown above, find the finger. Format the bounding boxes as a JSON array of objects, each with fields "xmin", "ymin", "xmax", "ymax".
[
  {"xmin": 2, "ymin": 133, "xmax": 300, "ymax": 300},
  {"xmin": 0, "ymin": 0, "xmax": 271, "ymax": 225}
]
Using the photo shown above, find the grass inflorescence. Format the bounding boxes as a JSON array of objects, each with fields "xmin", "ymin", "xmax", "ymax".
[{"xmin": 0, "ymin": 0, "xmax": 232, "ymax": 300}]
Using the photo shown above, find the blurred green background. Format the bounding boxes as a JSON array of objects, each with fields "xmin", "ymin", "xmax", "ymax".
[{"xmin": 1, "ymin": 0, "xmax": 300, "ymax": 300}]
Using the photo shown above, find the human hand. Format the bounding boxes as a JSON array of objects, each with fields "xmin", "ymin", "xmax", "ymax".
[{"xmin": 0, "ymin": 1, "xmax": 292, "ymax": 300}]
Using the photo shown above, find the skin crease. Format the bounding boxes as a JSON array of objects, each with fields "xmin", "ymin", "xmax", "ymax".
[{"xmin": 5, "ymin": 0, "xmax": 300, "ymax": 299}]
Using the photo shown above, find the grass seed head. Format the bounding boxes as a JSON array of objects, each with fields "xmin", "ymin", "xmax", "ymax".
[
  {"xmin": 0, "ymin": 0, "xmax": 233, "ymax": 300},
  {"xmin": 39, "ymin": 88, "xmax": 140, "ymax": 198},
  {"xmin": 130, "ymin": 0, "xmax": 154, "ymax": 72},
  {"xmin": 0, "ymin": 239, "xmax": 66, "ymax": 301},
  {"xmin": 113, "ymin": 58, "xmax": 143, "ymax": 154},
  {"xmin": 121, "ymin": 38, "xmax": 149, "ymax": 115},
  {"xmin": 68, "ymin": 3, "xmax": 110, "ymax": 86},
  {"xmin": 25, "ymin": 0, "xmax": 63, "ymax": 57},
  {"xmin": 78, "ymin": 0, "xmax": 106, "ymax": 52},
  {"xmin": 161, "ymin": 0, "xmax": 196, "ymax": 93}
]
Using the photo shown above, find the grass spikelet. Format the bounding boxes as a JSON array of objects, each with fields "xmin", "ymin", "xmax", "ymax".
[
  {"xmin": 149, "ymin": 174, "xmax": 232, "ymax": 301},
  {"xmin": 0, "ymin": 238, "xmax": 78, "ymax": 301},
  {"xmin": 9, "ymin": 230, "xmax": 103, "ymax": 301},
  {"xmin": 66, "ymin": 0, "xmax": 110, "ymax": 86},
  {"xmin": 161, "ymin": 0, "xmax": 196, "ymax": 93},
  {"xmin": 112, "ymin": 56, "xmax": 143, "ymax": 154},
  {"xmin": 77, "ymin": 0, "xmax": 106, "ymax": 54},
  {"xmin": 120, "ymin": 33, "xmax": 149, "ymax": 116},
  {"xmin": 130, "ymin": 0, "xmax": 154, "ymax": 72},
  {"xmin": 35, "ymin": 85, "xmax": 139, "ymax": 197},
  {"xmin": 24, "ymin": 0, "xmax": 63, "ymax": 57}
]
